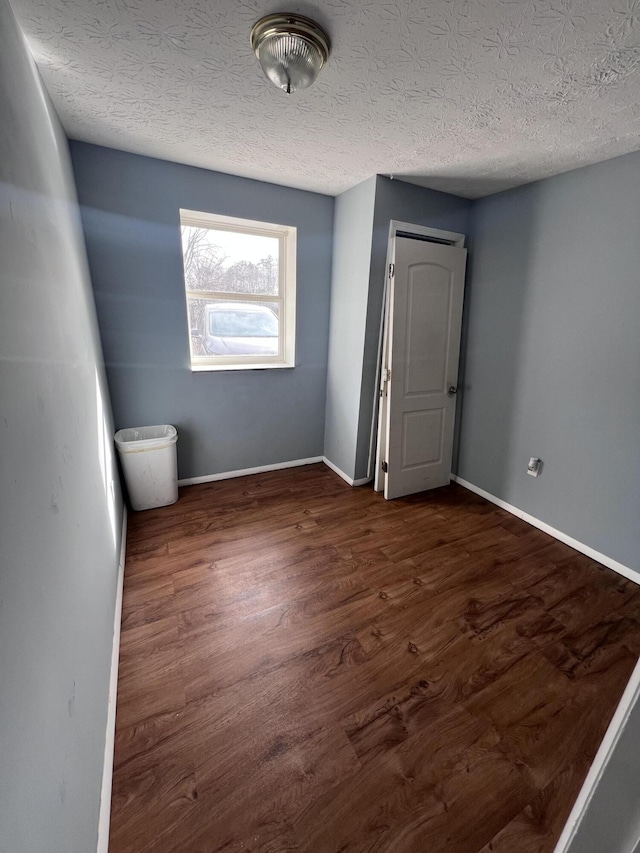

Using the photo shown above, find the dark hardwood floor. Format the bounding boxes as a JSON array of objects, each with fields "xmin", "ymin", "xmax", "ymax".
[{"xmin": 110, "ymin": 463, "xmax": 640, "ymax": 852}]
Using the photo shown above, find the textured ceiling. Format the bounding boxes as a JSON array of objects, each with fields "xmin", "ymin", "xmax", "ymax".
[{"xmin": 13, "ymin": 0, "xmax": 640, "ymax": 197}]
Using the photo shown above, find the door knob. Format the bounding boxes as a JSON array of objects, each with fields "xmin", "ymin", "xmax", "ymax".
[{"xmin": 448, "ymin": 386, "xmax": 457, "ymax": 395}]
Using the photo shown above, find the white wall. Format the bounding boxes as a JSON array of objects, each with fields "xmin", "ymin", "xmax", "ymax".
[
  {"xmin": 0, "ymin": 2, "xmax": 123, "ymax": 850},
  {"xmin": 559, "ymin": 660, "xmax": 640, "ymax": 853}
]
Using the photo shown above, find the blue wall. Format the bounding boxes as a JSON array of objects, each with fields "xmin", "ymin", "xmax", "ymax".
[
  {"xmin": 70, "ymin": 139, "xmax": 640, "ymax": 575},
  {"xmin": 323, "ymin": 174, "xmax": 472, "ymax": 482},
  {"xmin": 356, "ymin": 176, "xmax": 472, "ymax": 480},
  {"xmin": 0, "ymin": 2, "xmax": 123, "ymax": 849},
  {"xmin": 71, "ymin": 143, "xmax": 334, "ymax": 480},
  {"xmin": 456, "ymin": 151, "xmax": 640, "ymax": 571},
  {"xmin": 324, "ymin": 177, "xmax": 377, "ymax": 479}
]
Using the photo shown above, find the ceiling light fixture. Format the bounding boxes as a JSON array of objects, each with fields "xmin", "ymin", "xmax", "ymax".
[{"xmin": 250, "ymin": 13, "xmax": 331, "ymax": 95}]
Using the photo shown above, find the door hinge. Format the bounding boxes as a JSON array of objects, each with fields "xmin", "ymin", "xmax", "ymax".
[
  {"xmin": 388, "ymin": 263, "xmax": 395, "ymax": 278},
  {"xmin": 382, "ymin": 367, "xmax": 391, "ymax": 383},
  {"xmin": 382, "ymin": 461, "xmax": 388, "ymax": 473}
]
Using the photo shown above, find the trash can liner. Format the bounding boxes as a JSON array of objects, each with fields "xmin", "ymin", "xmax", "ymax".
[{"xmin": 115, "ymin": 424, "xmax": 177, "ymax": 451}]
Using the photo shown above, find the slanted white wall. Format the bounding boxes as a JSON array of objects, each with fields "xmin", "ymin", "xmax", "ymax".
[
  {"xmin": 556, "ymin": 659, "xmax": 640, "ymax": 853},
  {"xmin": 0, "ymin": 2, "xmax": 123, "ymax": 850}
]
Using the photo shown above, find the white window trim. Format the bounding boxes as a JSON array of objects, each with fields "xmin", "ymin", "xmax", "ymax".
[{"xmin": 180, "ymin": 209, "xmax": 296, "ymax": 371}]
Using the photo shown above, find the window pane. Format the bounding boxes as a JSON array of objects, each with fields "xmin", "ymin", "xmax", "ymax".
[
  {"xmin": 188, "ymin": 298, "xmax": 280, "ymax": 358},
  {"xmin": 181, "ymin": 226, "xmax": 279, "ymax": 296},
  {"xmin": 187, "ymin": 297, "xmax": 208, "ymax": 357}
]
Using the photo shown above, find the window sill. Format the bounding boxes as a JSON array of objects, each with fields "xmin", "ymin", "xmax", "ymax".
[{"xmin": 190, "ymin": 361, "xmax": 295, "ymax": 373}]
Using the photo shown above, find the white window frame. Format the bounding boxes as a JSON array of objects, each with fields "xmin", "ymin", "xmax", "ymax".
[{"xmin": 180, "ymin": 209, "xmax": 296, "ymax": 372}]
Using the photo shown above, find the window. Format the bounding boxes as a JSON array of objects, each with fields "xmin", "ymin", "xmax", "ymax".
[{"xmin": 180, "ymin": 209, "xmax": 296, "ymax": 371}]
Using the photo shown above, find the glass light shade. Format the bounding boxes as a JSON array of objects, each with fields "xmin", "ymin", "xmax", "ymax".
[{"xmin": 251, "ymin": 15, "xmax": 330, "ymax": 95}]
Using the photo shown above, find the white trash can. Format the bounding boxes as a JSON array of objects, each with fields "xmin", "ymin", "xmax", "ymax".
[{"xmin": 114, "ymin": 425, "xmax": 178, "ymax": 511}]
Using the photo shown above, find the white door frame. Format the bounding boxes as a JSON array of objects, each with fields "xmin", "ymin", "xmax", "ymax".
[
  {"xmin": 387, "ymin": 220, "xmax": 466, "ymax": 250},
  {"xmin": 369, "ymin": 220, "xmax": 466, "ymax": 487}
]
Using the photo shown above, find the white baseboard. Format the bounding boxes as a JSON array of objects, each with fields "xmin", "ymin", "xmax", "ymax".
[
  {"xmin": 322, "ymin": 456, "xmax": 372, "ymax": 488},
  {"xmin": 178, "ymin": 456, "xmax": 323, "ymax": 486},
  {"xmin": 552, "ymin": 655, "xmax": 640, "ymax": 853},
  {"xmin": 451, "ymin": 475, "xmax": 640, "ymax": 586},
  {"xmin": 97, "ymin": 505, "xmax": 127, "ymax": 853},
  {"xmin": 178, "ymin": 455, "xmax": 373, "ymax": 490}
]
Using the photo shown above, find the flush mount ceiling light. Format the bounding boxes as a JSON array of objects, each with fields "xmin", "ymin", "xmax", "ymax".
[{"xmin": 250, "ymin": 13, "xmax": 331, "ymax": 95}]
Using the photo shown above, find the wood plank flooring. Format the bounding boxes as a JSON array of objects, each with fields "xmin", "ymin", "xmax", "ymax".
[{"xmin": 110, "ymin": 463, "xmax": 640, "ymax": 853}]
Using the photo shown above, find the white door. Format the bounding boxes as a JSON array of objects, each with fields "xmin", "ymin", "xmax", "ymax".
[{"xmin": 383, "ymin": 236, "xmax": 467, "ymax": 500}]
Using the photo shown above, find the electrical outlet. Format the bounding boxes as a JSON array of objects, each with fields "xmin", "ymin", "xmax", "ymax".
[{"xmin": 527, "ymin": 457, "xmax": 542, "ymax": 477}]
